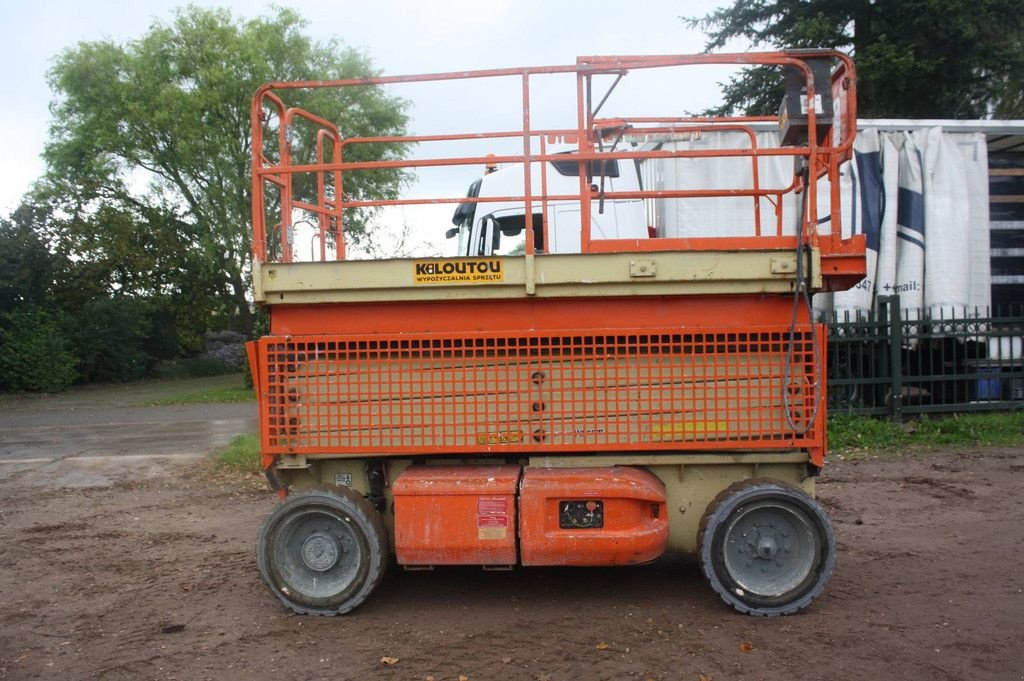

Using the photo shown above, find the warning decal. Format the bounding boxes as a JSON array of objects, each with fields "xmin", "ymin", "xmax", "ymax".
[
  {"xmin": 478, "ymin": 498, "xmax": 508, "ymax": 515},
  {"xmin": 477, "ymin": 515, "xmax": 508, "ymax": 540},
  {"xmin": 477, "ymin": 497, "xmax": 510, "ymax": 540},
  {"xmin": 413, "ymin": 259, "xmax": 503, "ymax": 285}
]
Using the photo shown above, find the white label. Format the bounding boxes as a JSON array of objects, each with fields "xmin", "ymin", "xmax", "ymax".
[
  {"xmin": 801, "ymin": 94, "xmax": 824, "ymax": 115},
  {"xmin": 334, "ymin": 473, "xmax": 353, "ymax": 487}
]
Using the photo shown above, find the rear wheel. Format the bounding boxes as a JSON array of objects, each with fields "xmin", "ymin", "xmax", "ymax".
[
  {"xmin": 257, "ymin": 488, "xmax": 388, "ymax": 615},
  {"xmin": 698, "ymin": 479, "xmax": 835, "ymax": 616}
]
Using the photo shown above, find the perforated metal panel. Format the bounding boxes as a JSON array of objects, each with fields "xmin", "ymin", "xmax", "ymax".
[{"xmin": 255, "ymin": 326, "xmax": 823, "ymax": 456}]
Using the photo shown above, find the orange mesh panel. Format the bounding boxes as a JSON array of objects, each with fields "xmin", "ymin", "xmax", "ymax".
[{"xmin": 256, "ymin": 326, "xmax": 821, "ymax": 456}]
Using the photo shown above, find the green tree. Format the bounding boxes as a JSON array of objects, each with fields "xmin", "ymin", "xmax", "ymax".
[
  {"xmin": 2, "ymin": 199, "xmax": 205, "ymax": 376},
  {"xmin": 42, "ymin": 6, "xmax": 409, "ymax": 333},
  {"xmin": 0, "ymin": 309, "xmax": 78, "ymax": 392},
  {"xmin": 66, "ymin": 298, "xmax": 152, "ymax": 383},
  {"xmin": 0, "ymin": 206, "xmax": 62, "ymax": 313},
  {"xmin": 687, "ymin": 0, "xmax": 1024, "ymax": 118}
]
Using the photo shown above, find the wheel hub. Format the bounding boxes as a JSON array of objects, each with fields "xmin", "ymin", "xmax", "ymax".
[
  {"xmin": 301, "ymin": 533, "xmax": 340, "ymax": 572},
  {"xmin": 755, "ymin": 533, "xmax": 779, "ymax": 560},
  {"xmin": 724, "ymin": 505, "xmax": 817, "ymax": 597}
]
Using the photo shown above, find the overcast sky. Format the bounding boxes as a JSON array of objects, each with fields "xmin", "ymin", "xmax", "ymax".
[{"xmin": 0, "ymin": 0, "xmax": 737, "ymax": 251}]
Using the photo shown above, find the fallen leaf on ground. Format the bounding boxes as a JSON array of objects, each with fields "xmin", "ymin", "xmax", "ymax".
[
  {"xmin": 458, "ymin": 676, "xmax": 469, "ymax": 681},
  {"xmin": 699, "ymin": 675, "xmax": 713, "ymax": 681},
  {"xmin": 380, "ymin": 656, "xmax": 399, "ymax": 665},
  {"xmin": 501, "ymin": 657, "xmax": 512, "ymax": 664},
  {"xmin": 739, "ymin": 641, "xmax": 754, "ymax": 653},
  {"xmin": 596, "ymin": 642, "xmax": 609, "ymax": 650}
]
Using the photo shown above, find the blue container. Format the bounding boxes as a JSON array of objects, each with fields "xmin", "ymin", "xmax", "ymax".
[{"xmin": 976, "ymin": 366, "xmax": 1002, "ymax": 400}]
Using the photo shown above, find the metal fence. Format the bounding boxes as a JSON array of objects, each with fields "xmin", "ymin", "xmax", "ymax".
[{"xmin": 827, "ymin": 296, "xmax": 1024, "ymax": 418}]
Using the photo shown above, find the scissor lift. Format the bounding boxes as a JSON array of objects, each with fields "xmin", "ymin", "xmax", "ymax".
[{"xmin": 247, "ymin": 50, "xmax": 864, "ymax": 615}]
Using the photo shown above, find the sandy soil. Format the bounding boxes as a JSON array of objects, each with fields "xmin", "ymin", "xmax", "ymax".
[{"xmin": 1, "ymin": 441, "xmax": 1021, "ymax": 681}]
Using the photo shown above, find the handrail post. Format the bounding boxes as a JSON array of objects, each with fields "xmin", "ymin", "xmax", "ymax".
[
  {"xmin": 577, "ymin": 67, "xmax": 592, "ymax": 252},
  {"xmin": 521, "ymin": 73, "xmax": 534, "ymax": 255}
]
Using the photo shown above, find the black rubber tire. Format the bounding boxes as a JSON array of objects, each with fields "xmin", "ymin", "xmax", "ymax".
[
  {"xmin": 256, "ymin": 488, "xmax": 388, "ymax": 616},
  {"xmin": 698, "ymin": 479, "xmax": 835, "ymax": 616}
]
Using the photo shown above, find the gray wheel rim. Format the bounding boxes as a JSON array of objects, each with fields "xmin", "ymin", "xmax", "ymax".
[
  {"xmin": 721, "ymin": 500, "xmax": 818, "ymax": 598},
  {"xmin": 274, "ymin": 508, "xmax": 363, "ymax": 600}
]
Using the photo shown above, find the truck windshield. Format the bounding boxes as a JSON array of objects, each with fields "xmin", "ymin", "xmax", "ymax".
[
  {"xmin": 451, "ymin": 178, "xmax": 481, "ymax": 256},
  {"xmin": 452, "ymin": 180, "xmax": 481, "ymax": 229}
]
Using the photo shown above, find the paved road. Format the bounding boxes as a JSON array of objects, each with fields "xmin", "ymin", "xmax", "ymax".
[{"xmin": 0, "ymin": 394, "xmax": 257, "ymax": 487}]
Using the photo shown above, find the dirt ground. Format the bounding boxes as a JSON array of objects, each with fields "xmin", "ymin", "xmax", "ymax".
[{"xmin": 0, "ymin": 387, "xmax": 1022, "ymax": 680}]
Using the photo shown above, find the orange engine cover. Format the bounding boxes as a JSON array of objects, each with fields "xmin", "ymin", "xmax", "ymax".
[
  {"xmin": 518, "ymin": 467, "xmax": 668, "ymax": 566},
  {"xmin": 392, "ymin": 465, "xmax": 519, "ymax": 566}
]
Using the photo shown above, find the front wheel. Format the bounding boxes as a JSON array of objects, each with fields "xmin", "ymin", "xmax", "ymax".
[
  {"xmin": 257, "ymin": 488, "xmax": 388, "ymax": 615},
  {"xmin": 698, "ymin": 479, "xmax": 835, "ymax": 616}
]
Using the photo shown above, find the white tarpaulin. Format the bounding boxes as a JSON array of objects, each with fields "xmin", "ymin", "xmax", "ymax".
[
  {"xmin": 654, "ymin": 131, "xmax": 801, "ymax": 238},
  {"xmin": 654, "ymin": 126, "xmax": 991, "ymax": 319},
  {"xmin": 826, "ymin": 127, "xmax": 991, "ymax": 321}
]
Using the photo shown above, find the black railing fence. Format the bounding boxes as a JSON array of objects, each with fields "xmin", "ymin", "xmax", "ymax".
[{"xmin": 825, "ymin": 296, "xmax": 1024, "ymax": 418}]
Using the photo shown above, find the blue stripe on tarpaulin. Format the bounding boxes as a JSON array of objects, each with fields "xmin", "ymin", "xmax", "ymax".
[
  {"xmin": 897, "ymin": 187, "xmax": 925, "ymax": 235},
  {"xmin": 849, "ymin": 168, "xmax": 858, "ymax": 240},
  {"xmin": 897, "ymin": 230, "xmax": 925, "ymax": 250},
  {"xmin": 856, "ymin": 150, "xmax": 882, "ymax": 251}
]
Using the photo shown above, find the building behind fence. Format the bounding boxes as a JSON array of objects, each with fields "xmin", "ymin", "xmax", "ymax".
[{"xmin": 826, "ymin": 295, "xmax": 1024, "ymax": 418}]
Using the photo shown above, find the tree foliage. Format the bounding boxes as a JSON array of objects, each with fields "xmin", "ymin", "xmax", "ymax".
[
  {"xmin": 41, "ymin": 6, "xmax": 409, "ymax": 332},
  {"xmin": 687, "ymin": 0, "xmax": 1024, "ymax": 118},
  {"xmin": 0, "ymin": 309, "xmax": 78, "ymax": 393},
  {"xmin": 67, "ymin": 298, "xmax": 153, "ymax": 383},
  {"xmin": 0, "ymin": 207, "xmax": 61, "ymax": 313}
]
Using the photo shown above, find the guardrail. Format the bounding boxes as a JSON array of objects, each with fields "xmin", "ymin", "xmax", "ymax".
[{"xmin": 250, "ymin": 51, "xmax": 858, "ymax": 265}]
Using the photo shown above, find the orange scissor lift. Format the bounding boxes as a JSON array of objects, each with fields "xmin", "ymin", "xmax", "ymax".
[{"xmin": 247, "ymin": 50, "xmax": 864, "ymax": 616}]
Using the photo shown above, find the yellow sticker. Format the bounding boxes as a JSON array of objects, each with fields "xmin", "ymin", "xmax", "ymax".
[
  {"xmin": 478, "ymin": 526, "xmax": 508, "ymax": 540},
  {"xmin": 652, "ymin": 421, "xmax": 728, "ymax": 442},
  {"xmin": 476, "ymin": 431, "xmax": 523, "ymax": 445},
  {"xmin": 413, "ymin": 259, "xmax": 504, "ymax": 285}
]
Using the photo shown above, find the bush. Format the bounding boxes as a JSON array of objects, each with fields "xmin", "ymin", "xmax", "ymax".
[
  {"xmin": 202, "ymin": 330, "xmax": 247, "ymax": 368},
  {"xmin": 67, "ymin": 297, "xmax": 151, "ymax": 382},
  {"xmin": 143, "ymin": 302, "xmax": 183, "ymax": 363},
  {"xmin": 0, "ymin": 308, "xmax": 78, "ymax": 392}
]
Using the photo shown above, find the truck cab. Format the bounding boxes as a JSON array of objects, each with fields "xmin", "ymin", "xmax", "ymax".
[{"xmin": 450, "ymin": 146, "xmax": 649, "ymax": 256}]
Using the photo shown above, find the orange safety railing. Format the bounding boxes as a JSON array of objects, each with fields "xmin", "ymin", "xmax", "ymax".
[
  {"xmin": 250, "ymin": 50, "xmax": 858, "ymax": 265},
  {"xmin": 252, "ymin": 323, "xmax": 828, "ymax": 467}
]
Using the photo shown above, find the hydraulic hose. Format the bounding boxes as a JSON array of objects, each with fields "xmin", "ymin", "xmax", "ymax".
[{"xmin": 784, "ymin": 163, "xmax": 822, "ymax": 435}]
